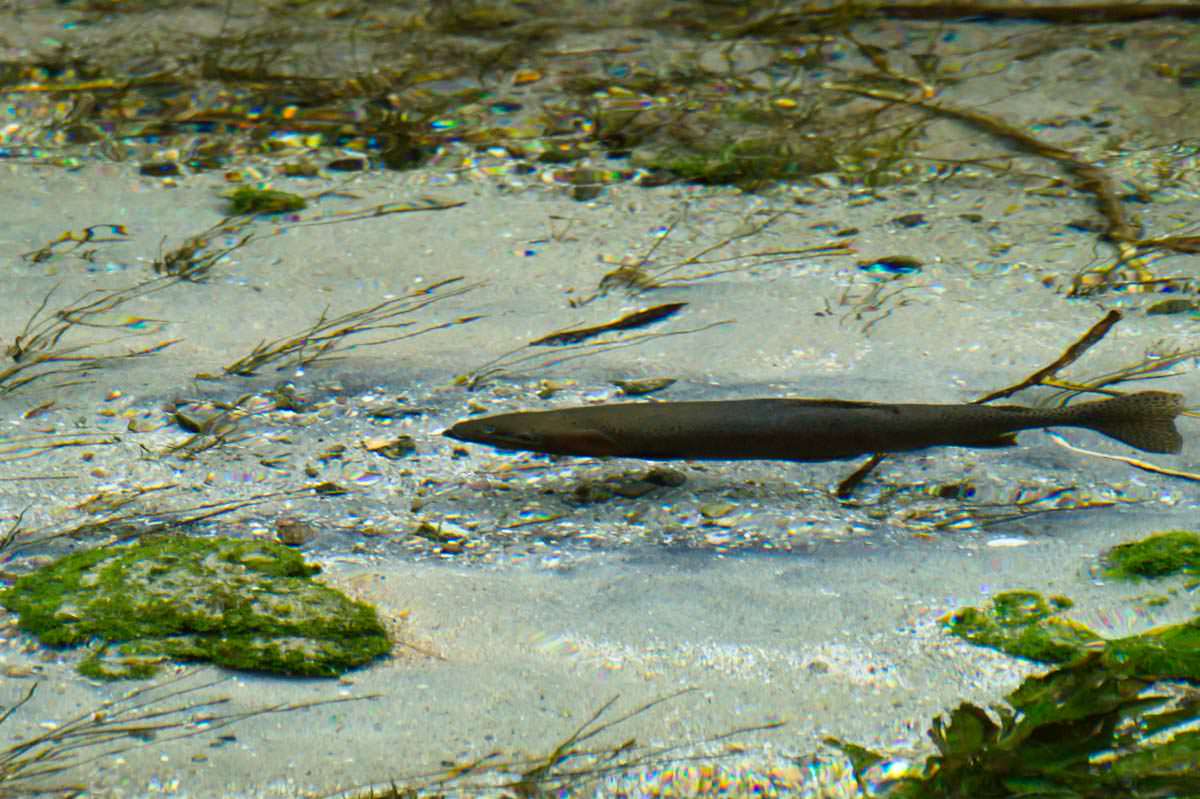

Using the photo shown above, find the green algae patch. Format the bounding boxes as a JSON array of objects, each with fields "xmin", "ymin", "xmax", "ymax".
[
  {"xmin": 226, "ymin": 186, "xmax": 307, "ymax": 215},
  {"xmin": 0, "ymin": 535, "xmax": 389, "ymax": 679},
  {"xmin": 943, "ymin": 590, "xmax": 1102, "ymax": 664},
  {"xmin": 869, "ymin": 650, "xmax": 1200, "ymax": 799},
  {"xmin": 1102, "ymin": 530, "xmax": 1200, "ymax": 579},
  {"xmin": 1101, "ymin": 618, "xmax": 1200, "ymax": 681}
]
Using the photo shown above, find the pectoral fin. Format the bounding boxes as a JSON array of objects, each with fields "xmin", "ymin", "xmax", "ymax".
[
  {"xmin": 963, "ymin": 432, "xmax": 1020, "ymax": 449},
  {"xmin": 551, "ymin": 429, "xmax": 626, "ymax": 456}
]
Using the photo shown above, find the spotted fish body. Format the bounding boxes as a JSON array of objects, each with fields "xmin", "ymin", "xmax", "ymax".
[{"xmin": 443, "ymin": 391, "xmax": 1184, "ymax": 461}]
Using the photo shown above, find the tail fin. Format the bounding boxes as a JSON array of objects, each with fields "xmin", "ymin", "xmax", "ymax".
[{"xmin": 1072, "ymin": 391, "xmax": 1185, "ymax": 454}]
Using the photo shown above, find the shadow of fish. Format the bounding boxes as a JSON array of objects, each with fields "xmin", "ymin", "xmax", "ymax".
[{"xmin": 443, "ymin": 391, "xmax": 1184, "ymax": 461}]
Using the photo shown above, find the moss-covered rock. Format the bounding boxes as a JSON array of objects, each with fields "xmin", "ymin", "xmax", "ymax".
[
  {"xmin": 945, "ymin": 587, "xmax": 1200, "ymax": 681},
  {"xmin": 1103, "ymin": 530, "xmax": 1200, "ymax": 579},
  {"xmin": 0, "ymin": 535, "xmax": 389, "ymax": 679},
  {"xmin": 942, "ymin": 590, "xmax": 1102, "ymax": 664}
]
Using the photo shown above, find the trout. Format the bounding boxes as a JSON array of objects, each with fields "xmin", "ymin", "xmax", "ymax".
[{"xmin": 442, "ymin": 391, "xmax": 1184, "ymax": 461}]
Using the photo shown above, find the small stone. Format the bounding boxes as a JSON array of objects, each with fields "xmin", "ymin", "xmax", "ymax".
[
  {"xmin": 275, "ymin": 517, "xmax": 318, "ymax": 547},
  {"xmin": 700, "ymin": 502, "xmax": 736, "ymax": 519}
]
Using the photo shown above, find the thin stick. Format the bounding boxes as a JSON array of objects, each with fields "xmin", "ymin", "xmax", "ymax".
[
  {"xmin": 835, "ymin": 453, "xmax": 886, "ymax": 500},
  {"xmin": 1046, "ymin": 432, "xmax": 1200, "ymax": 483},
  {"xmin": 973, "ymin": 310, "xmax": 1123, "ymax": 405},
  {"xmin": 835, "ymin": 309, "xmax": 1125, "ymax": 496},
  {"xmin": 821, "ymin": 83, "xmax": 1139, "ymax": 247}
]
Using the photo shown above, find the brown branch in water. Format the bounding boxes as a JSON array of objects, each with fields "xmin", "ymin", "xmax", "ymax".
[
  {"xmin": 1043, "ymin": 343, "xmax": 1200, "ymax": 407},
  {"xmin": 821, "ymin": 82, "xmax": 1139, "ymax": 248},
  {"xmin": 1135, "ymin": 234, "xmax": 1200, "ymax": 255},
  {"xmin": 835, "ymin": 453, "xmax": 886, "ymax": 500},
  {"xmin": 461, "ymin": 320, "xmax": 733, "ymax": 390},
  {"xmin": 972, "ymin": 310, "xmax": 1123, "ymax": 404},
  {"xmin": 530, "ymin": 303, "xmax": 687, "ymax": 346},
  {"xmin": 835, "ymin": 310, "xmax": 1125, "ymax": 497}
]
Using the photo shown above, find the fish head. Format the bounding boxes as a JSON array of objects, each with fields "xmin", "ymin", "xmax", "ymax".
[
  {"xmin": 443, "ymin": 410, "xmax": 624, "ymax": 456},
  {"xmin": 442, "ymin": 415, "xmax": 551, "ymax": 452}
]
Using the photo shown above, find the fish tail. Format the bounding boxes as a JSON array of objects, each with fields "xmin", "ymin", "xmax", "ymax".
[{"xmin": 1070, "ymin": 391, "xmax": 1185, "ymax": 454}]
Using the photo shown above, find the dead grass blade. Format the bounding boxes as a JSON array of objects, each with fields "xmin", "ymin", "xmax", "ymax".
[
  {"xmin": 0, "ymin": 671, "xmax": 376, "ymax": 797},
  {"xmin": 279, "ymin": 198, "xmax": 466, "ymax": 229},
  {"xmin": 461, "ymin": 320, "xmax": 733, "ymax": 390},
  {"xmin": 0, "ymin": 486, "xmax": 318, "ymax": 557},
  {"xmin": 1046, "ymin": 433, "xmax": 1200, "ymax": 483},
  {"xmin": 329, "ymin": 689, "xmax": 785, "ymax": 799},
  {"xmin": 590, "ymin": 209, "xmax": 851, "ymax": 301},
  {"xmin": 153, "ymin": 199, "xmax": 465, "ymax": 281},
  {"xmin": 220, "ymin": 277, "xmax": 479, "ymax": 376},
  {"xmin": 0, "ymin": 433, "xmax": 120, "ymax": 463},
  {"xmin": 529, "ymin": 303, "xmax": 688, "ymax": 346},
  {"xmin": 21, "ymin": 224, "xmax": 130, "ymax": 264},
  {"xmin": 0, "ymin": 281, "xmax": 180, "ymax": 396}
]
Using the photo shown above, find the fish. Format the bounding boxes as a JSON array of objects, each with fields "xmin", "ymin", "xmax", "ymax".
[{"xmin": 442, "ymin": 390, "xmax": 1185, "ymax": 462}]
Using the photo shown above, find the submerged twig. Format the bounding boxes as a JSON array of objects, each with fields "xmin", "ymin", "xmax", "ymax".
[
  {"xmin": 836, "ymin": 309, "xmax": 1128, "ymax": 497},
  {"xmin": 0, "ymin": 486, "xmax": 318, "ymax": 557},
  {"xmin": 835, "ymin": 453, "xmax": 886, "ymax": 500},
  {"xmin": 0, "ymin": 281, "xmax": 180, "ymax": 395},
  {"xmin": 0, "ymin": 433, "xmax": 120, "ymax": 463},
  {"xmin": 530, "ymin": 303, "xmax": 687, "ymax": 346},
  {"xmin": 219, "ymin": 277, "xmax": 479, "ymax": 376},
  {"xmin": 0, "ymin": 672, "xmax": 374, "ymax": 796},
  {"xmin": 333, "ymin": 689, "xmax": 784, "ymax": 798},
  {"xmin": 973, "ymin": 310, "xmax": 1123, "ymax": 404},
  {"xmin": 818, "ymin": 80, "xmax": 1179, "ymax": 294},
  {"xmin": 461, "ymin": 320, "xmax": 733, "ymax": 390},
  {"xmin": 822, "ymin": 82, "xmax": 1138, "ymax": 247},
  {"xmin": 590, "ymin": 210, "xmax": 851, "ymax": 301},
  {"xmin": 1046, "ymin": 432, "xmax": 1200, "ymax": 483}
]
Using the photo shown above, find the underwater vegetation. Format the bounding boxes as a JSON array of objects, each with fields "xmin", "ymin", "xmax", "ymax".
[
  {"xmin": 0, "ymin": 534, "xmax": 390, "ymax": 679},
  {"xmin": 225, "ymin": 185, "xmax": 308, "ymax": 215},
  {"xmin": 1102, "ymin": 530, "xmax": 1200, "ymax": 580},
  {"xmin": 875, "ymin": 534, "xmax": 1200, "ymax": 798},
  {"xmin": 942, "ymin": 590, "xmax": 1103, "ymax": 665},
  {"xmin": 856, "ymin": 650, "xmax": 1200, "ymax": 798}
]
